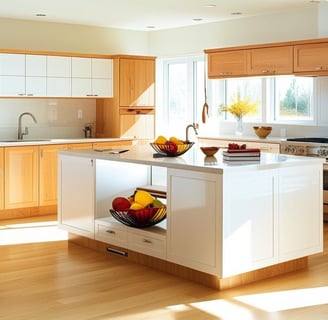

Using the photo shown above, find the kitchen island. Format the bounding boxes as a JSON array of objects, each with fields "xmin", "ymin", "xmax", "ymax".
[{"xmin": 58, "ymin": 144, "xmax": 323, "ymax": 289}]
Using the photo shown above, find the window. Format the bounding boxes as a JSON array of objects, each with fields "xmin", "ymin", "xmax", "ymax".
[
  {"xmin": 158, "ymin": 56, "xmax": 316, "ymax": 136},
  {"xmin": 273, "ymin": 76, "xmax": 313, "ymax": 122},
  {"xmin": 157, "ymin": 56, "xmax": 204, "ymax": 137}
]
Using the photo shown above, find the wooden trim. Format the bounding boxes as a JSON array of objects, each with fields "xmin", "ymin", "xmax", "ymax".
[
  {"xmin": 204, "ymin": 37, "xmax": 328, "ymax": 54},
  {"xmin": 0, "ymin": 205, "xmax": 57, "ymax": 220},
  {"xmin": 111, "ymin": 54, "xmax": 157, "ymax": 60},
  {"xmin": 68, "ymin": 233, "xmax": 309, "ymax": 290}
]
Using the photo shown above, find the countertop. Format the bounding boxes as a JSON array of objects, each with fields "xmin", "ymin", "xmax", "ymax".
[
  {"xmin": 198, "ymin": 135, "xmax": 286, "ymax": 144},
  {"xmin": 58, "ymin": 143, "xmax": 323, "ymax": 174},
  {"xmin": 0, "ymin": 137, "xmax": 133, "ymax": 147}
]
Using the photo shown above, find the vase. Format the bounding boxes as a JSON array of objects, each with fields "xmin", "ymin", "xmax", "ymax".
[{"xmin": 235, "ymin": 117, "xmax": 243, "ymax": 136}]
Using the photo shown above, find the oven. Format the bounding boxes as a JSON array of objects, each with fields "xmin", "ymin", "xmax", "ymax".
[{"xmin": 281, "ymin": 139, "xmax": 328, "ymax": 222}]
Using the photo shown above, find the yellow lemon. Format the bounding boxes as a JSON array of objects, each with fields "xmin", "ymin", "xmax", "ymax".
[
  {"xmin": 134, "ymin": 190, "xmax": 154, "ymax": 207},
  {"xmin": 130, "ymin": 202, "xmax": 144, "ymax": 210},
  {"xmin": 155, "ymin": 135, "xmax": 167, "ymax": 144}
]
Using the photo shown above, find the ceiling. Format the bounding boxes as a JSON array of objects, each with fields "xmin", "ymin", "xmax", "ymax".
[{"xmin": 0, "ymin": 0, "xmax": 323, "ymax": 31}]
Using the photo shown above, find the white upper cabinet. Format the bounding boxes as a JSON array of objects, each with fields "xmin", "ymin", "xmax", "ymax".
[
  {"xmin": 25, "ymin": 55, "xmax": 47, "ymax": 96},
  {"xmin": 72, "ymin": 57, "xmax": 113, "ymax": 97},
  {"xmin": 0, "ymin": 52, "xmax": 112, "ymax": 97},
  {"xmin": 47, "ymin": 56, "xmax": 72, "ymax": 96},
  {"xmin": 0, "ymin": 53, "xmax": 25, "ymax": 96}
]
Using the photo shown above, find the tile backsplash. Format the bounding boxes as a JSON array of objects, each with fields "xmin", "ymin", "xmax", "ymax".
[{"xmin": 0, "ymin": 98, "xmax": 96, "ymax": 140}]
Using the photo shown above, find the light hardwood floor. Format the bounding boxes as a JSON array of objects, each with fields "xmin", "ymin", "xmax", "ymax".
[{"xmin": 1, "ymin": 215, "xmax": 327, "ymax": 320}]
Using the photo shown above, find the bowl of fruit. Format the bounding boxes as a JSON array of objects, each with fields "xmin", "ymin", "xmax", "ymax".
[
  {"xmin": 150, "ymin": 135, "xmax": 194, "ymax": 157},
  {"xmin": 110, "ymin": 190, "xmax": 166, "ymax": 228}
]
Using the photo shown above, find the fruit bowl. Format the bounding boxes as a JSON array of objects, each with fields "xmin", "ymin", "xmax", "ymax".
[
  {"xmin": 109, "ymin": 206, "xmax": 167, "ymax": 228},
  {"xmin": 150, "ymin": 142, "xmax": 194, "ymax": 157},
  {"xmin": 253, "ymin": 126, "xmax": 272, "ymax": 139},
  {"xmin": 200, "ymin": 146, "xmax": 219, "ymax": 156}
]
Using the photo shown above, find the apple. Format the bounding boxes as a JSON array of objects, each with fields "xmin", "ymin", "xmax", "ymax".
[
  {"xmin": 112, "ymin": 197, "xmax": 131, "ymax": 211},
  {"xmin": 165, "ymin": 140, "xmax": 178, "ymax": 153}
]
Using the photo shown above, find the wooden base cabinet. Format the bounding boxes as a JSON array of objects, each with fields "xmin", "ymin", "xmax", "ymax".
[{"xmin": 4, "ymin": 146, "xmax": 38, "ymax": 209}]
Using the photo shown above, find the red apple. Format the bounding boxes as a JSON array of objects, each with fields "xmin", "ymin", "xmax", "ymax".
[
  {"xmin": 112, "ymin": 197, "xmax": 131, "ymax": 211},
  {"xmin": 165, "ymin": 140, "xmax": 178, "ymax": 153}
]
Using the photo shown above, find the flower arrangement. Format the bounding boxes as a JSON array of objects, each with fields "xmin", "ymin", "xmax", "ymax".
[{"xmin": 221, "ymin": 93, "xmax": 259, "ymax": 120}]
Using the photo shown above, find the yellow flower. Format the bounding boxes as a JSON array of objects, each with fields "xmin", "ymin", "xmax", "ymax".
[{"xmin": 221, "ymin": 93, "xmax": 259, "ymax": 119}]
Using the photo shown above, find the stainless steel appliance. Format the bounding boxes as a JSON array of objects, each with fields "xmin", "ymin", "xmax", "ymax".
[{"xmin": 281, "ymin": 137, "xmax": 328, "ymax": 222}]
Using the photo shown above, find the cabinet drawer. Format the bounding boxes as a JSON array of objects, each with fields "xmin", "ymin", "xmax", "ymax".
[
  {"xmin": 128, "ymin": 232, "xmax": 166, "ymax": 259},
  {"xmin": 95, "ymin": 222, "xmax": 127, "ymax": 247}
]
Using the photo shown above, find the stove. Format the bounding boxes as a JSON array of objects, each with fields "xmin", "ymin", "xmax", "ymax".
[{"xmin": 282, "ymin": 137, "xmax": 328, "ymax": 158}]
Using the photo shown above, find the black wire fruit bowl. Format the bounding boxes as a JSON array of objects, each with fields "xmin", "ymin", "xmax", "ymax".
[
  {"xmin": 150, "ymin": 142, "xmax": 194, "ymax": 157},
  {"xmin": 109, "ymin": 206, "xmax": 167, "ymax": 228}
]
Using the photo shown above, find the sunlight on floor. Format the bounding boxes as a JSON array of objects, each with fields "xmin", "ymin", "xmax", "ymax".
[
  {"xmin": 188, "ymin": 286, "xmax": 328, "ymax": 318},
  {"xmin": 234, "ymin": 286, "xmax": 328, "ymax": 312},
  {"xmin": 0, "ymin": 220, "xmax": 68, "ymax": 245}
]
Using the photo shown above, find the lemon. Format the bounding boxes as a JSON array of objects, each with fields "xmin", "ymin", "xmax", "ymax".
[
  {"xmin": 130, "ymin": 202, "xmax": 144, "ymax": 210},
  {"xmin": 155, "ymin": 135, "xmax": 167, "ymax": 144},
  {"xmin": 134, "ymin": 190, "xmax": 154, "ymax": 207}
]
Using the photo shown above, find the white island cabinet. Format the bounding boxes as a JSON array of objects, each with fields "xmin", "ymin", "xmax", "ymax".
[{"xmin": 58, "ymin": 146, "xmax": 323, "ymax": 288}]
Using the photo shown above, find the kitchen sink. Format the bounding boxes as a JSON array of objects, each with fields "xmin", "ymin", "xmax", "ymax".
[{"xmin": 0, "ymin": 139, "xmax": 51, "ymax": 142}]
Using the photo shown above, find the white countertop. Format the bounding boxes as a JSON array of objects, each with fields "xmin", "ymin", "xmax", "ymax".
[
  {"xmin": 0, "ymin": 137, "xmax": 133, "ymax": 147},
  {"xmin": 198, "ymin": 135, "xmax": 286, "ymax": 144},
  {"xmin": 58, "ymin": 143, "xmax": 324, "ymax": 174}
]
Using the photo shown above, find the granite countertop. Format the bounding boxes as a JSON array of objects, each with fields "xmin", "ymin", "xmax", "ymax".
[{"xmin": 58, "ymin": 143, "xmax": 323, "ymax": 174}]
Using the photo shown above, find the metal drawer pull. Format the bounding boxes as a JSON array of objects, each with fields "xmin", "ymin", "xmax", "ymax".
[
  {"xmin": 143, "ymin": 239, "xmax": 152, "ymax": 244},
  {"xmin": 106, "ymin": 230, "xmax": 116, "ymax": 234}
]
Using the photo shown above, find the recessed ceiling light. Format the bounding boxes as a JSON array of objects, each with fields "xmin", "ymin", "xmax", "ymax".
[
  {"xmin": 231, "ymin": 12, "xmax": 243, "ymax": 16},
  {"xmin": 204, "ymin": 4, "xmax": 216, "ymax": 8},
  {"xmin": 146, "ymin": 25, "xmax": 156, "ymax": 29},
  {"xmin": 192, "ymin": 18, "xmax": 203, "ymax": 22},
  {"xmin": 35, "ymin": 13, "xmax": 46, "ymax": 17}
]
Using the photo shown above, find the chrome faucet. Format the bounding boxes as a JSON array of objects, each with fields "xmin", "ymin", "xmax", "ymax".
[
  {"xmin": 185, "ymin": 122, "xmax": 199, "ymax": 142},
  {"xmin": 18, "ymin": 112, "xmax": 37, "ymax": 140}
]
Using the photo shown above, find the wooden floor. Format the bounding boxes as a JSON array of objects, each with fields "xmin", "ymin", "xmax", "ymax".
[{"xmin": 1, "ymin": 215, "xmax": 328, "ymax": 320}]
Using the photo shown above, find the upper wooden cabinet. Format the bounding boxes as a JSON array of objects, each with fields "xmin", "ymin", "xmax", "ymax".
[
  {"xmin": 207, "ymin": 50, "xmax": 247, "ymax": 78},
  {"xmin": 247, "ymin": 46, "xmax": 293, "ymax": 76},
  {"xmin": 205, "ymin": 38, "xmax": 328, "ymax": 78},
  {"xmin": 294, "ymin": 42, "xmax": 328, "ymax": 74},
  {"xmin": 119, "ymin": 58, "xmax": 155, "ymax": 107}
]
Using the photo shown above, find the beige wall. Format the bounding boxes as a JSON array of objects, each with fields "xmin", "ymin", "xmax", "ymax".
[
  {"xmin": 149, "ymin": 7, "xmax": 320, "ymax": 57},
  {"xmin": 0, "ymin": 18, "xmax": 150, "ymax": 55}
]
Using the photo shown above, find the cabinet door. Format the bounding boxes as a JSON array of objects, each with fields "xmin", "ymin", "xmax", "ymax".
[
  {"xmin": 119, "ymin": 108, "xmax": 155, "ymax": 139},
  {"xmin": 0, "ymin": 148, "xmax": 4, "ymax": 210},
  {"xmin": 39, "ymin": 144, "xmax": 67, "ymax": 206},
  {"xmin": 222, "ymin": 170, "xmax": 276, "ymax": 277},
  {"xmin": 4, "ymin": 146, "xmax": 39, "ymax": 209},
  {"xmin": 71, "ymin": 57, "xmax": 92, "ymax": 97},
  {"xmin": 47, "ymin": 56, "xmax": 71, "ymax": 96},
  {"xmin": 207, "ymin": 51, "xmax": 247, "ymax": 78},
  {"xmin": 294, "ymin": 43, "xmax": 328, "ymax": 74},
  {"xmin": 58, "ymin": 155, "xmax": 95, "ymax": 238},
  {"xmin": 119, "ymin": 59, "xmax": 155, "ymax": 107},
  {"xmin": 0, "ymin": 53, "xmax": 25, "ymax": 76},
  {"xmin": 278, "ymin": 165, "xmax": 323, "ymax": 261},
  {"xmin": 167, "ymin": 168, "xmax": 221, "ymax": 275},
  {"xmin": 247, "ymin": 46, "xmax": 293, "ymax": 75}
]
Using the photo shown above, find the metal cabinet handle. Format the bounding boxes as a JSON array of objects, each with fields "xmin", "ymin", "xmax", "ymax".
[
  {"xmin": 106, "ymin": 230, "xmax": 116, "ymax": 234},
  {"xmin": 143, "ymin": 239, "xmax": 152, "ymax": 244}
]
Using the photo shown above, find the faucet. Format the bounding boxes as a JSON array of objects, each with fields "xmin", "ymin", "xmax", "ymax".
[
  {"xmin": 18, "ymin": 112, "xmax": 37, "ymax": 140},
  {"xmin": 185, "ymin": 122, "xmax": 199, "ymax": 142}
]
